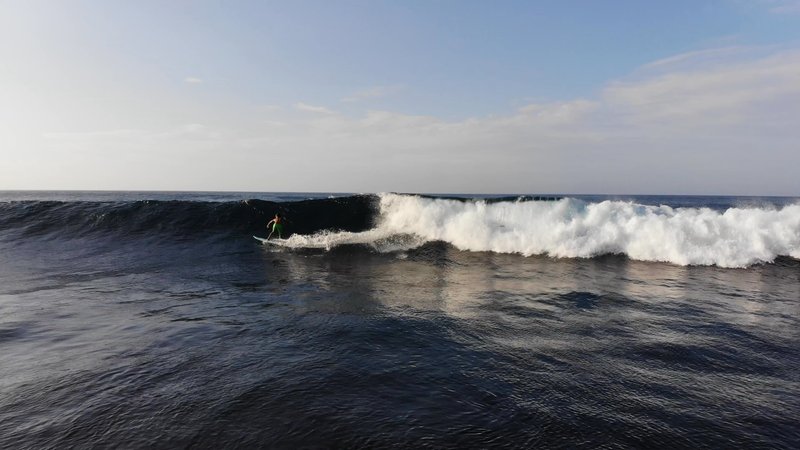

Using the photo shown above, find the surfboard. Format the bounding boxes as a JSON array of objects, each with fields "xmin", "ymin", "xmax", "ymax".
[{"xmin": 253, "ymin": 235, "xmax": 287, "ymax": 245}]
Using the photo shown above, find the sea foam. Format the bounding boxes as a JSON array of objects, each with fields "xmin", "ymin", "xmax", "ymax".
[{"xmin": 280, "ymin": 193, "xmax": 800, "ymax": 268}]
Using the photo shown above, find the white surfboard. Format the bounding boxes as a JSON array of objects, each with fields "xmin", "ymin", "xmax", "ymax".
[{"xmin": 253, "ymin": 235, "xmax": 288, "ymax": 245}]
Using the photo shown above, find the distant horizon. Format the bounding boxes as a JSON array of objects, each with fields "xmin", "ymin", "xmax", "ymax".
[{"xmin": 1, "ymin": 188, "xmax": 798, "ymax": 199}]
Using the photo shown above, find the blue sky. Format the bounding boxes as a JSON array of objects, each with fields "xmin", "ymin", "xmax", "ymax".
[{"xmin": 2, "ymin": 0, "xmax": 800, "ymax": 194}]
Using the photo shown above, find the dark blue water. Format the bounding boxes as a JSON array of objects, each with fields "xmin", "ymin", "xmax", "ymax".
[{"xmin": 1, "ymin": 191, "xmax": 798, "ymax": 448}]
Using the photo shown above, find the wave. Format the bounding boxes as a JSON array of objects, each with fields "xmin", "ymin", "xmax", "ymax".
[
  {"xmin": 0, "ymin": 195, "xmax": 377, "ymax": 240},
  {"xmin": 280, "ymin": 193, "xmax": 800, "ymax": 268},
  {"xmin": 2, "ymin": 193, "xmax": 798, "ymax": 267}
]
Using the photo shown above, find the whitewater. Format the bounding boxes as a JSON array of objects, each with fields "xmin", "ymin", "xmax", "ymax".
[{"xmin": 276, "ymin": 193, "xmax": 800, "ymax": 268}]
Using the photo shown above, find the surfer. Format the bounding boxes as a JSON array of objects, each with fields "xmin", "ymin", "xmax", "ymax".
[{"xmin": 266, "ymin": 213, "xmax": 284, "ymax": 240}]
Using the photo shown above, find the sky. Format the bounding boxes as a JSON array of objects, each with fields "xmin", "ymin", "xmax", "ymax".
[{"xmin": 1, "ymin": 0, "xmax": 799, "ymax": 195}]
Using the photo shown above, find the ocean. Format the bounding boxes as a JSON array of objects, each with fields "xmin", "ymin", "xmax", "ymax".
[{"xmin": 1, "ymin": 191, "xmax": 798, "ymax": 448}]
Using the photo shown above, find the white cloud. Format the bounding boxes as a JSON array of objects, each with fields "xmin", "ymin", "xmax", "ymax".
[
  {"xmin": 184, "ymin": 77, "xmax": 203, "ymax": 84},
  {"xmin": 604, "ymin": 49, "xmax": 800, "ymax": 131},
  {"xmin": 766, "ymin": 0, "xmax": 800, "ymax": 14},
  {"xmin": 43, "ymin": 129, "xmax": 143, "ymax": 140},
  {"xmin": 8, "ymin": 46, "xmax": 800, "ymax": 194},
  {"xmin": 641, "ymin": 46, "xmax": 755, "ymax": 70},
  {"xmin": 516, "ymin": 100, "xmax": 598, "ymax": 125},
  {"xmin": 294, "ymin": 102, "xmax": 335, "ymax": 114}
]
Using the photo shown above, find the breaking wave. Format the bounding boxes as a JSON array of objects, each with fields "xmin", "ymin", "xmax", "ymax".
[
  {"xmin": 2, "ymin": 193, "xmax": 797, "ymax": 267},
  {"xmin": 279, "ymin": 193, "xmax": 800, "ymax": 268}
]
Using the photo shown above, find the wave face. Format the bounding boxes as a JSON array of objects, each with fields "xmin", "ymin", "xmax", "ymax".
[
  {"xmin": 284, "ymin": 193, "xmax": 800, "ymax": 268},
  {"xmin": 0, "ymin": 195, "xmax": 377, "ymax": 240},
  {"xmin": 2, "ymin": 193, "xmax": 798, "ymax": 268}
]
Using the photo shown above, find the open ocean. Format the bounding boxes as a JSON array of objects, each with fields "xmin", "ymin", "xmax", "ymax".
[{"xmin": 1, "ymin": 191, "xmax": 798, "ymax": 449}]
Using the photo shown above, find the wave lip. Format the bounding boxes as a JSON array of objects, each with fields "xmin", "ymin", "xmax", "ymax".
[{"xmin": 362, "ymin": 194, "xmax": 799, "ymax": 268}]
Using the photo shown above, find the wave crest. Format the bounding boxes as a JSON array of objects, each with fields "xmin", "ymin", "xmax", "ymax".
[{"xmin": 372, "ymin": 194, "xmax": 800, "ymax": 267}]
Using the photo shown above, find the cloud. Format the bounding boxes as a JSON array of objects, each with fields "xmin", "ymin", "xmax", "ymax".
[
  {"xmin": 43, "ymin": 124, "xmax": 222, "ymax": 145},
  {"xmin": 184, "ymin": 77, "xmax": 203, "ymax": 84},
  {"xmin": 516, "ymin": 100, "xmax": 598, "ymax": 125},
  {"xmin": 294, "ymin": 102, "xmax": 335, "ymax": 114},
  {"xmin": 603, "ymin": 49, "xmax": 800, "ymax": 131},
  {"xmin": 43, "ymin": 129, "xmax": 143, "ymax": 140},
  {"xmin": 641, "ymin": 46, "xmax": 756, "ymax": 70},
  {"xmin": 341, "ymin": 85, "xmax": 404, "ymax": 103},
  {"xmin": 765, "ymin": 0, "xmax": 800, "ymax": 14},
  {"xmin": 22, "ymin": 46, "xmax": 800, "ymax": 194}
]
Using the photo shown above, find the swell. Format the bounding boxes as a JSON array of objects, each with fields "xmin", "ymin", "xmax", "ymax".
[
  {"xmin": 0, "ymin": 195, "xmax": 378, "ymax": 241},
  {"xmin": 3, "ymin": 193, "xmax": 799, "ymax": 268}
]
